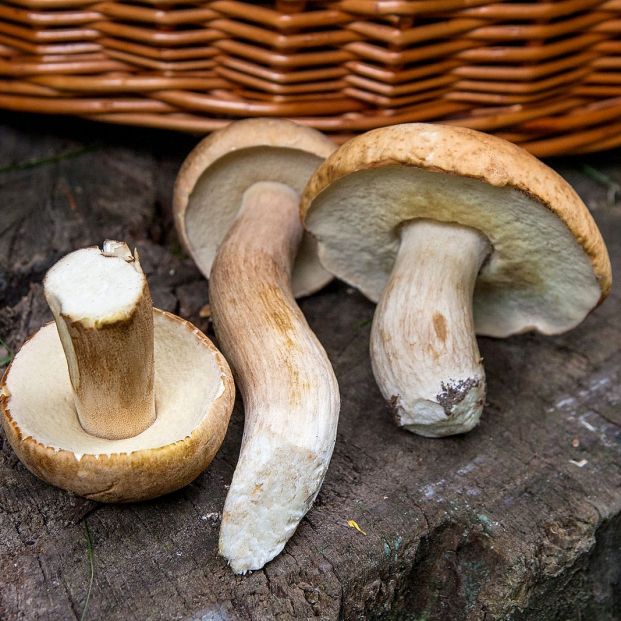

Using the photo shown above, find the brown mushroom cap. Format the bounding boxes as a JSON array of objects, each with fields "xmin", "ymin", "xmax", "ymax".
[
  {"xmin": 174, "ymin": 118, "xmax": 336, "ymax": 298},
  {"xmin": 301, "ymin": 124, "xmax": 612, "ymax": 337},
  {"xmin": 0, "ymin": 309, "xmax": 235, "ymax": 503}
]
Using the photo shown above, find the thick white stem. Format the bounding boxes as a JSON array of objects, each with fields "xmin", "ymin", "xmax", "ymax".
[
  {"xmin": 43, "ymin": 242, "xmax": 156, "ymax": 440},
  {"xmin": 212, "ymin": 181, "xmax": 339, "ymax": 574},
  {"xmin": 370, "ymin": 220, "xmax": 490, "ymax": 437}
]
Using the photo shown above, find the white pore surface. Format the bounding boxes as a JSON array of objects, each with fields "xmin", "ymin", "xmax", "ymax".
[
  {"xmin": 306, "ymin": 166, "xmax": 602, "ymax": 337},
  {"xmin": 186, "ymin": 146, "xmax": 331, "ymax": 297},
  {"xmin": 44, "ymin": 247, "xmax": 144, "ymax": 325},
  {"xmin": 5, "ymin": 312, "xmax": 225, "ymax": 457}
]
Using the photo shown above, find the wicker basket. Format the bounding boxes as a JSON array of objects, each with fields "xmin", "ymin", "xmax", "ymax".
[{"xmin": 2, "ymin": 0, "xmax": 621, "ymax": 155}]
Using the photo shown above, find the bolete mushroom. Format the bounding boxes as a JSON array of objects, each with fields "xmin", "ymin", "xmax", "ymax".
[
  {"xmin": 0, "ymin": 241, "xmax": 234, "ymax": 502},
  {"xmin": 301, "ymin": 124, "xmax": 611, "ymax": 437},
  {"xmin": 174, "ymin": 119, "xmax": 340, "ymax": 574}
]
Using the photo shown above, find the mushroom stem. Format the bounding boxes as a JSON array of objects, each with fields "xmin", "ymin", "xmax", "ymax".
[
  {"xmin": 44, "ymin": 242, "xmax": 156, "ymax": 440},
  {"xmin": 370, "ymin": 219, "xmax": 491, "ymax": 437},
  {"xmin": 211, "ymin": 181, "xmax": 339, "ymax": 574}
]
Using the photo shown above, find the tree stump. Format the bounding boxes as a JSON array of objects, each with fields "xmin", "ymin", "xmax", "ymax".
[{"xmin": 0, "ymin": 115, "xmax": 619, "ymax": 621}]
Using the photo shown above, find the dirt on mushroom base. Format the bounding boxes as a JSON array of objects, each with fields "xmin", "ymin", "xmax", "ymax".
[{"xmin": 436, "ymin": 378, "xmax": 482, "ymax": 416}]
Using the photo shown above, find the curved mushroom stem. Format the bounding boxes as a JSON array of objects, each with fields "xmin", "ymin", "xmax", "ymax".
[
  {"xmin": 44, "ymin": 242, "xmax": 156, "ymax": 440},
  {"xmin": 211, "ymin": 181, "xmax": 339, "ymax": 574},
  {"xmin": 370, "ymin": 220, "xmax": 491, "ymax": 437}
]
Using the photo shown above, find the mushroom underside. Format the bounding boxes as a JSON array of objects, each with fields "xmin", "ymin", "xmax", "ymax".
[
  {"xmin": 185, "ymin": 146, "xmax": 332, "ymax": 297},
  {"xmin": 305, "ymin": 165, "xmax": 603, "ymax": 337},
  {"xmin": 1, "ymin": 310, "xmax": 232, "ymax": 501}
]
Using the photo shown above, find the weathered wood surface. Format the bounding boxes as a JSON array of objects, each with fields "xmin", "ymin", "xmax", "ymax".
[{"xmin": 0, "ymin": 114, "xmax": 620, "ymax": 621}]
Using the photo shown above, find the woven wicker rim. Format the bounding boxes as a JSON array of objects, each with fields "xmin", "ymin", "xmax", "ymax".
[{"xmin": 1, "ymin": 0, "xmax": 621, "ymax": 155}]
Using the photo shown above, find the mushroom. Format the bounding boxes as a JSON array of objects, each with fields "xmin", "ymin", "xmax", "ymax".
[
  {"xmin": 0, "ymin": 242, "xmax": 234, "ymax": 502},
  {"xmin": 174, "ymin": 119, "xmax": 340, "ymax": 573},
  {"xmin": 301, "ymin": 124, "xmax": 611, "ymax": 437}
]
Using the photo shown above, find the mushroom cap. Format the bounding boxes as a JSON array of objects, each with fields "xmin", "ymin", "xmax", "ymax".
[
  {"xmin": 174, "ymin": 118, "xmax": 336, "ymax": 298},
  {"xmin": 0, "ymin": 309, "xmax": 235, "ymax": 503},
  {"xmin": 301, "ymin": 124, "xmax": 612, "ymax": 337}
]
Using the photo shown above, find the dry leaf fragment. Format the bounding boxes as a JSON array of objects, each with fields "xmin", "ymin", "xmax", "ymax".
[{"xmin": 347, "ymin": 519, "xmax": 367, "ymax": 535}]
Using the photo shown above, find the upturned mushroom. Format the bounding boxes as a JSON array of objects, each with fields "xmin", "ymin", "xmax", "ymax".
[
  {"xmin": 174, "ymin": 119, "xmax": 340, "ymax": 573},
  {"xmin": 0, "ymin": 241, "xmax": 234, "ymax": 502},
  {"xmin": 301, "ymin": 124, "xmax": 611, "ymax": 437}
]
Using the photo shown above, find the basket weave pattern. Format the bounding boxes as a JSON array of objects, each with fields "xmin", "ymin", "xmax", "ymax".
[{"xmin": 2, "ymin": 0, "xmax": 621, "ymax": 155}]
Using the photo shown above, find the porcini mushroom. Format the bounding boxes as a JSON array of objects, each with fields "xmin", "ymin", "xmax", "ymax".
[
  {"xmin": 301, "ymin": 124, "xmax": 611, "ymax": 437},
  {"xmin": 174, "ymin": 119, "xmax": 340, "ymax": 573},
  {"xmin": 0, "ymin": 242, "xmax": 234, "ymax": 502}
]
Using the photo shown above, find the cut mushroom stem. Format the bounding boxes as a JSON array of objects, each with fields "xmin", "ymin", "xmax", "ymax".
[
  {"xmin": 370, "ymin": 220, "xmax": 491, "ymax": 437},
  {"xmin": 43, "ymin": 241, "xmax": 156, "ymax": 440},
  {"xmin": 211, "ymin": 181, "xmax": 339, "ymax": 574}
]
